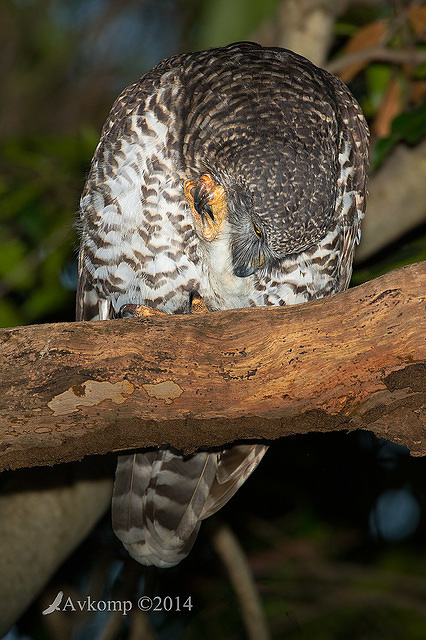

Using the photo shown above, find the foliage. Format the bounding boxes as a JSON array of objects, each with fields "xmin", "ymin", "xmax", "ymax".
[
  {"xmin": 352, "ymin": 227, "xmax": 426, "ymax": 286},
  {"xmin": 0, "ymin": 130, "xmax": 98, "ymax": 327},
  {"xmin": 372, "ymin": 98, "xmax": 426, "ymax": 170},
  {"xmin": 191, "ymin": 0, "xmax": 279, "ymax": 49}
]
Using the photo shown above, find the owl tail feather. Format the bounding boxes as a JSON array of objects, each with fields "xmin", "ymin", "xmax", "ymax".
[
  {"xmin": 112, "ymin": 450, "xmax": 217, "ymax": 567},
  {"xmin": 112, "ymin": 445, "xmax": 267, "ymax": 567}
]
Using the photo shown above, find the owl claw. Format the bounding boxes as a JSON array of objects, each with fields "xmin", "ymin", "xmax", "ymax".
[{"xmin": 118, "ymin": 304, "xmax": 138, "ymax": 318}]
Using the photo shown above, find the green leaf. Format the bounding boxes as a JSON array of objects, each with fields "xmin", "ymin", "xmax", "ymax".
[
  {"xmin": 366, "ymin": 64, "xmax": 392, "ymax": 111},
  {"xmin": 391, "ymin": 99, "xmax": 426, "ymax": 144}
]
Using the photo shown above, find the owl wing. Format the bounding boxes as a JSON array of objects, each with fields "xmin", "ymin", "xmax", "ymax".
[
  {"xmin": 76, "ymin": 250, "xmax": 111, "ymax": 321},
  {"xmin": 331, "ymin": 73, "xmax": 369, "ymax": 292},
  {"xmin": 201, "ymin": 444, "xmax": 268, "ymax": 519}
]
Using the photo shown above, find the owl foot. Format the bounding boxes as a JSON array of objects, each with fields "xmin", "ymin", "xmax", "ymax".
[
  {"xmin": 184, "ymin": 174, "xmax": 227, "ymax": 242},
  {"xmin": 190, "ymin": 292, "xmax": 209, "ymax": 314},
  {"xmin": 118, "ymin": 304, "xmax": 165, "ymax": 318},
  {"xmin": 119, "ymin": 294, "xmax": 209, "ymax": 318}
]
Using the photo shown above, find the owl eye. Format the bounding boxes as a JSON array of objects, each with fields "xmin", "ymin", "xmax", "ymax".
[{"xmin": 253, "ymin": 222, "xmax": 263, "ymax": 239}]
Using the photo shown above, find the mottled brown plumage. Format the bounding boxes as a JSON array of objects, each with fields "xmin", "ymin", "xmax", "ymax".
[{"xmin": 77, "ymin": 42, "xmax": 369, "ymax": 567}]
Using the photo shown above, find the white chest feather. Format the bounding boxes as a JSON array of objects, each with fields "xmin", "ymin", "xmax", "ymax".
[{"xmin": 197, "ymin": 223, "xmax": 255, "ymax": 310}]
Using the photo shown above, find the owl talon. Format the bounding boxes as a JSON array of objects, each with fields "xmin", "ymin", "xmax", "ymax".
[{"xmin": 119, "ymin": 304, "xmax": 138, "ymax": 318}]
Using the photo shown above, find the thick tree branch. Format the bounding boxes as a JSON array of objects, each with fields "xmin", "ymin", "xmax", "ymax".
[
  {"xmin": 253, "ymin": 0, "xmax": 343, "ymax": 67},
  {"xmin": 0, "ymin": 262, "xmax": 424, "ymax": 472},
  {"xmin": 0, "ymin": 462, "xmax": 112, "ymax": 635}
]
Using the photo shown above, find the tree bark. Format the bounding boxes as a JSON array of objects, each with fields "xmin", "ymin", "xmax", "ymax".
[
  {"xmin": 0, "ymin": 262, "xmax": 424, "ymax": 472},
  {"xmin": 253, "ymin": 0, "xmax": 345, "ymax": 67}
]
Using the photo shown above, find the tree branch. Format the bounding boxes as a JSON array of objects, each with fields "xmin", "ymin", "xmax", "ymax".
[
  {"xmin": 253, "ymin": 0, "xmax": 344, "ymax": 67},
  {"xmin": 210, "ymin": 522, "xmax": 271, "ymax": 640},
  {"xmin": 0, "ymin": 262, "xmax": 424, "ymax": 473},
  {"xmin": 326, "ymin": 46, "xmax": 426, "ymax": 76},
  {"xmin": 0, "ymin": 463, "xmax": 112, "ymax": 635}
]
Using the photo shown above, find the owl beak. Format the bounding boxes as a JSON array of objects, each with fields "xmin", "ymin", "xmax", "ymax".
[
  {"xmin": 232, "ymin": 253, "xmax": 265, "ymax": 278},
  {"xmin": 233, "ymin": 263, "xmax": 257, "ymax": 277}
]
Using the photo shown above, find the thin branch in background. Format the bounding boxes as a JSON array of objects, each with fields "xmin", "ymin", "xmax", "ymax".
[
  {"xmin": 210, "ymin": 522, "xmax": 271, "ymax": 640},
  {"xmin": 128, "ymin": 610, "xmax": 158, "ymax": 640},
  {"xmin": 326, "ymin": 45, "xmax": 426, "ymax": 74}
]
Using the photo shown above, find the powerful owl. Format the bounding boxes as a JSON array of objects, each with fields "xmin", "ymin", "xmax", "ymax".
[{"xmin": 77, "ymin": 42, "xmax": 369, "ymax": 567}]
